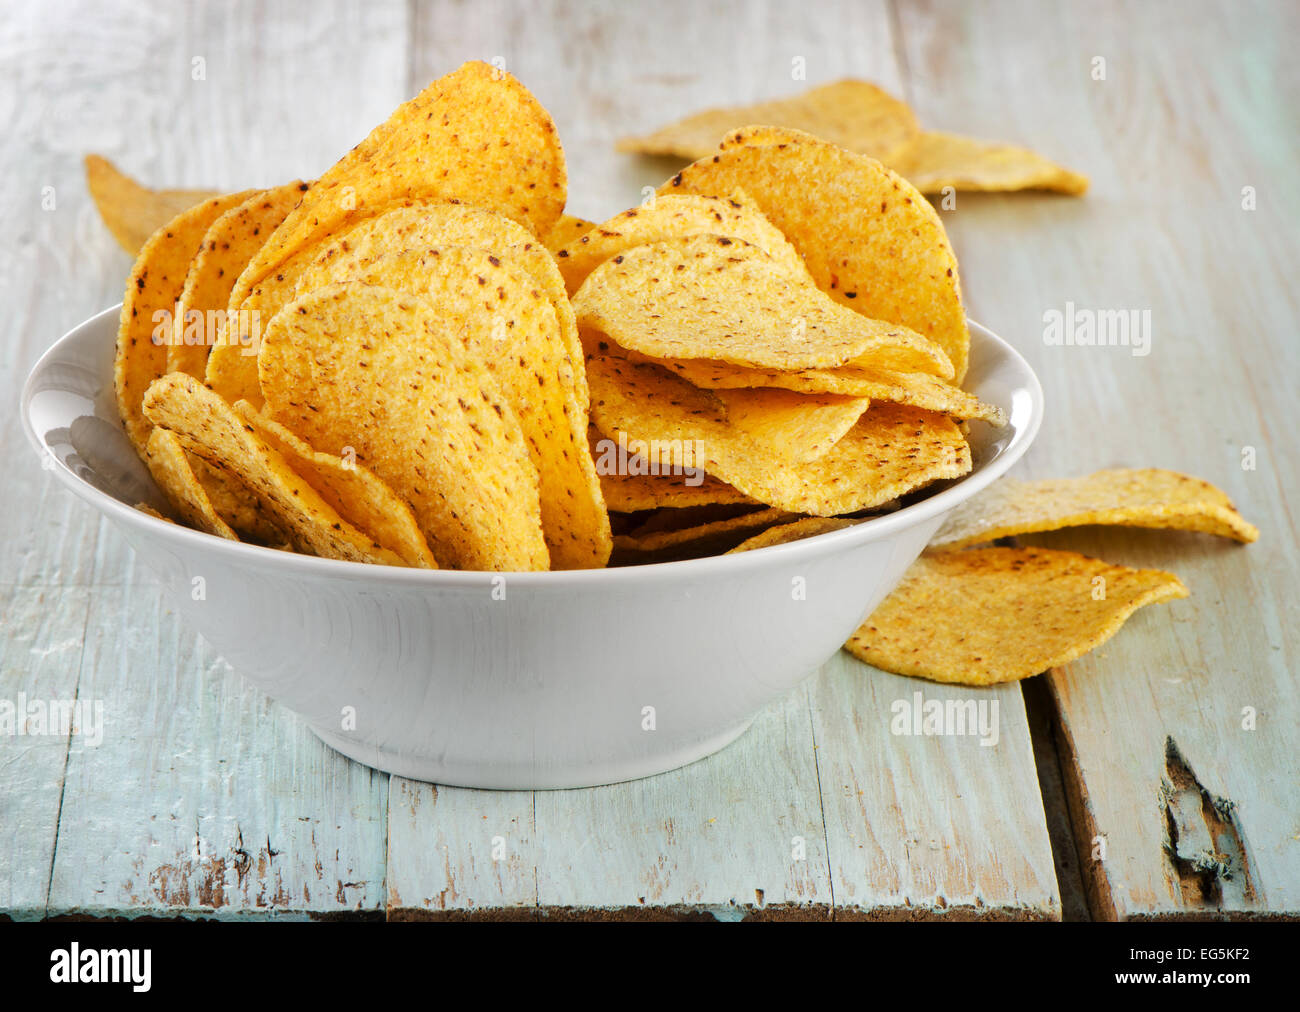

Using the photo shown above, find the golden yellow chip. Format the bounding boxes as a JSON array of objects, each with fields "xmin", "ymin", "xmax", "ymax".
[
  {"xmin": 293, "ymin": 201, "xmax": 588, "ymax": 409},
  {"xmin": 142, "ymin": 427, "xmax": 238, "ymax": 540},
  {"xmin": 289, "ymin": 245, "xmax": 609, "ymax": 569},
  {"xmin": 142, "ymin": 373, "xmax": 405, "ymax": 565},
  {"xmin": 932, "ymin": 469, "xmax": 1259, "ymax": 548},
  {"xmin": 114, "ymin": 190, "xmax": 256, "ymax": 458},
  {"xmin": 592, "ymin": 428, "xmax": 754, "ymax": 511},
  {"xmin": 587, "ymin": 354, "xmax": 971, "ymax": 515},
  {"xmin": 888, "ymin": 131, "xmax": 1088, "ymax": 195},
  {"xmin": 845, "ymin": 547, "xmax": 1188, "ymax": 685},
  {"xmin": 714, "ymin": 388, "xmax": 868, "ymax": 462},
  {"xmin": 726, "ymin": 517, "xmax": 860, "ymax": 553},
  {"xmin": 574, "ymin": 235, "xmax": 952, "ymax": 377},
  {"xmin": 234, "ymin": 402, "xmax": 439, "ymax": 568},
  {"xmin": 614, "ymin": 507, "xmax": 796, "ymax": 555},
  {"xmin": 662, "ymin": 127, "xmax": 970, "ymax": 381},
  {"xmin": 185, "ymin": 453, "xmax": 284, "ymax": 542},
  {"xmin": 542, "ymin": 213, "xmax": 596, "ymax": 254},
  {"xmin": 168, "ymin": 181, "xmax": 306, "ymax": 378},
  {"xmin": 259, "ymin": 283, "xmax": 549, "ymax": 572},
  {"xmin": 648, "ymin": 355, "xmax": 1004, "ymax": 425},
  {"xmin": 85, "ymin": 155, "xmax": 219, "ymax": 255},
  {"xmin": 232, "ymin": 61, "xmax": 567, "ymax": 309},
  {"xmin": 554, "ymin": 190, "xmax": 812, "ymax": 294},
  {"xmin": 617, "ymin": 79, "xmax": 919, "ymax": 163}
]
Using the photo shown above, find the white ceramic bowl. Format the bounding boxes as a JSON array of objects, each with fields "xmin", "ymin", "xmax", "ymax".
[{"xmin": 22, "ymin": 307, "xmax": 1042, "ymax": 788}]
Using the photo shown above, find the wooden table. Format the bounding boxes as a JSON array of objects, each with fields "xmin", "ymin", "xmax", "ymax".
[{"xmin": 2, "ymin": 0, "xmax": 1295, "ymax": 921}]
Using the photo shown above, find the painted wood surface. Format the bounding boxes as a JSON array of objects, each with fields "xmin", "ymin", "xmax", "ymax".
[
  {"xmin": 893, "ymin": 0, "xmax": 1299, "ymax": 917},
  {"xmin": 1, "ymin": 0, "xmax": 1291, "ymax": 919}
]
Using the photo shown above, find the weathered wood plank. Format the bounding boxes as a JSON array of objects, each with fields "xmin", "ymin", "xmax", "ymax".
[
  {"xmin": 47, "ymin": 583, "xmax": 390, "ymax": 918},
  {"xmin": 895, "ymin": 0, "xmax": 1300, "ymax": 918},
  {"xmin": 0, "ymin": 588, "xmax": 92, "ymax": 919}
]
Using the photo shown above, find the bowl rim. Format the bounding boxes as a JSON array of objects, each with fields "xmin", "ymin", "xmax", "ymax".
[{"xmin": 23, "ymin": 305, "xmax": 1043, "ymax": 588}]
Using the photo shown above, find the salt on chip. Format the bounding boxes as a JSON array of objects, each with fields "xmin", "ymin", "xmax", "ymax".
[
  {"xmin": 291, "ymin": 245, "xmax": 609, "ymax": 569},
  {"xmin": 574, "ymin": 235, "xmax": 952, "ymax": 377},
  {"xmin": 663, "ymin": 127, "xmax": 970, "ymax": 381},
  {"xmin": 932, "ymin": 469, "xmax": 1259, "ymax": 549},
  {"xmin": 143, "ymin": 427, "xmax": 239, "ymax": 540},
  {"xmin": 617, "ymin": 79, "xmax": 919, "ymax": 163},
  {"xmin": 114, "ymin": 190, "xmax": 256, "ymax": 459},
  {"xmin": 845, "ymin": 547, "xmax": 1188, "ymax": 685},
  {"xmin": 651, "ymin": 355, "xmax": 1004, "ymax": 425},
  {"xmin": 258, "ymin": 283, "xmax": 549, "ymax": 572},
  {"xmin": 888, "ymin": 131, "xmax": 1088, "ymax": 196},
  {"xmin": 587, "ymin": 354, "xmax": 971, "ymax": 515},
  {"xmin": 293, "ymin": 201, "xmax": 588, "ymax": 408},
  {"xmin": 234, "ymin": 402, "xmax": 439, "ymax": 568},
  {"xmin": 142, "ymin": 373, "xmax": 406, "ymax": 566},
  {"xmin": 232, "ymin": 61, "xmax": 567, "ymax": 307},
  {"xmin": 168, "ymin": 181, "xmax": 306, "ymax": 378},
  {"xmin": 715, "ymin": 388, "xmax": 868, "ymax": 463},
  {"xmin": 554, "ymin": 191, "xmax": 812, "ymax": 294},
  {"xmin": 727, "ymin": 517, "xmax": 859, "ymax": 554},
  {"xmin": 85, "ymin": 155, "xmax": 218, "ymax": 255}
]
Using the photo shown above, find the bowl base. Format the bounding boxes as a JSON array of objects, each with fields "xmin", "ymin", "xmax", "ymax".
[{"xmin": 309, "ymin": 719, "xmax": 757, "ymax": 790}]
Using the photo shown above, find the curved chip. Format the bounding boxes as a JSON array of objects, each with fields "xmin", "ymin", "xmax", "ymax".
[
  {"xmin": 887, "ymin": 131, "xmax": 1088, "ymax": 196},
  {"xmin": 85, "ymin": 154, "xmax": 218, "ymax": 255},
  {"xmin": 114, "ymin": 190, "xmax": 256, "ymax": 459},
  {"xmin": 715, "ymin": 388, "xmax": 868, "ymax": 463},
  {"xmin": 542, "ymin": 213, "xmax": 597, "ymax": 254},
  {"xmin": 294, "ymin": 201, "xmax": 588, "ymax": 408},
  {"xmin": 574, "ymin": 235, "xmax": 952, "ymax": 377},
  {"xmin": 587, "ymin": 354, "xmax": 971, "ymax": 515},
  {"xmin": 845, "ymin": 548, "xmax": 1189, "ymax": 685},
  {"xmin": 614, "ymin": 507, "xmax": 796, "ymax": 555},
  {"xmin": 727, "ymin": 517, "xmax": 860, "ymax": 554},
  {"xmin": 234, "ymin": 402, "xmax": 439, "ymax": 568},
  {"xmin": 932, "ymin": 470, "xmax": 1259, "ymax": 549},
  {"xmin": 142, "ymin": 427, "xmax": 239, "ymax": 540},
  {"xmin": 648, "ymin": 355, "xmax": 1004, "ymax": 425},
  {"xmin": 259, "ymin": 284, "xmax": 549, "ymax": 572},
  {"xmin": 554, "ymin": 191, "xmax": 811, "ymax": 294},
  {"xmin": 231, "ymin": 61, "xmax": 566, "ymax": 311},
  {"xmin": 168, "ymin": 182, "xmax": 306, "ymax": 378},
  {"xmin": 662, "ymin": 127, "xmax": 970, "ymax": 381},
  {"xmin": 617, "ymin": 79, "xmax": 919, "ymax": 163},
  {"xmin": 142, "ymin": 373, "xmax": 406, "ymax": 566}
]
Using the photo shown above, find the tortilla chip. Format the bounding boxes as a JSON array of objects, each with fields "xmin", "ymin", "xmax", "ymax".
[
  {"xmin": 114, "ymin": 190, "xmax": 257, "ymax": 459},
  {"xmin": 932, "ymin": 469, "xmax": 1259, "ymax": 548},
  {"xmin": 613, "ymin": 507, "xmax": 796, "ymax": 561},
  {"xmin": 617, "ymin": 79, "xmax": 919, "ymax": 163},
  {"xmin": 554, "ymin": 190, "xmax": 812, "ymax": 294},
  {"xmin": 574, "ymin": 234, "xmax": 952, "ymax": 377},
  {"xmin": 650, "ymin": 355, "xmax": 1004, "ymax": 425},
  {"xmin": 888, "ymin": 131, "xmax": 1088, "ymax": 195},
  {"xmin": 234, "ymin": 402, "xmax": 439, "ymax": 568},
  {"xmin": 168, "ymin": 182, "xmax": 306, "ymax": 378},
  {"xmin": 85, "ymin": 155, "xmax": 218, "ymax": 255},
  {"xmin": 727, "ymin": 517, "xmax": 860, "ymax": 553},
  {"xmin": 259, "ymin": 283, "xmax": 548, "ymax": 571},
  {"xmin": 142, "ymin": 427, "xmax": 239, "ymax": 540},
  {"xmin": 290, "ymin": 245, "xmax": 609, "ymax": 569},
  {"xmin": 185, "ymin": 452, "xmax": 285, "ymax": 543},
  {"xmin": 600, "ymin": 471, "xmax": 755, "ymax": 512},
  {"xmin": 542, "ymin": 213, "xmax": 596, "ymax": 254},
  {"xmin": 142, "ymin": 373, "xmax": 405, "ymax": 565},
  {"xmin": 232, "ymin": 61, "xmax": 566, "ymax": 308},
  {"xmin": 294, "ymin": 201, "xmax": 588, "ymax": 408},
  {"xmin": 662, "ymin": 127, "xmax": 969, "ymax": 381},
  {"xmin": 587, "ymin": 354, "xmax": 971, "ymax": 515},
  {"xmin": 714, "ymin": 388, "xmax": 868, "ymax": 462},
  {"xmin": 845, "ymin": 547, "xmax": 1188, "ymax": 685}
]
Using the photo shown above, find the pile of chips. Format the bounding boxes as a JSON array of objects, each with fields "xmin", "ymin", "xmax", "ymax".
[
  {"xmin": 92, "ymin": 62, "xmax": 1256, "ymax": 686},
  {"xmin": 617, "ymin": 79, "xmax": 1089, "ymax": 196}
]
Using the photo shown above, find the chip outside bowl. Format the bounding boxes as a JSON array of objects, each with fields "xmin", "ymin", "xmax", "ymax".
[{"xmin": 22, "ymin": 307, "xmax": 1042, "ymax": 788}]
